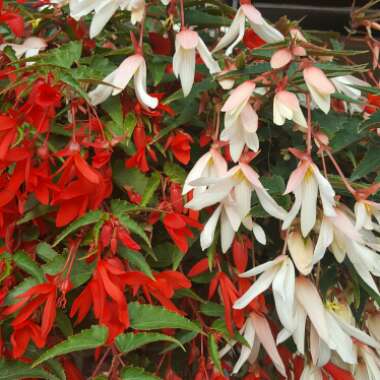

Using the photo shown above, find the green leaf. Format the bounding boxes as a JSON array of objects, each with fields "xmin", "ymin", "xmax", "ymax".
[
  {"xmin": 36, "ymin": 242, "xmax": 58, "ymax": 262},
  {"xmin": 0, "ymin": 253, "xmax": 12, "ymax": 284},
  {"xmin": 115, "ymin": 332, "xmax": 184, "ymax": 354},
  {"xmin": 56, "ymin": 309, "xmax": 74, "ymax": 337},
  {"xmin": 13, "ymin": 251, "xmax": 44, "ymax": 283},
  {"xmin": 42, "ymin": 255, "xmax": 65, "ymax": 275},
  {"xmin": 351, "ymin": 147, "xmax": 380, "ymax": 180},
  {"xmin": 208, "ymin": 334, "xmax": 222, "ymax": 373},
  {"xmin": 115, "ymin": 213, "xmax": 151, "ymax": 247},
  {"xmin": 200, "ymin": 302, "xmax": 224, "ymax": 317},
  {"xmin": 163, "ymin": 162, "xmax": 187, "ymax": 184},
  {"xmin": 141, "ymin": 172, "xmax": 160, "ymax": 206},
  {"xmin": 53, "ymin": 210, "xmax": 105, "ymax": 246},
  {"xmin": 5, "ymin": 277, "xmax": 38, "ymax": 306},
  {"xmin": 70, "ymin": 256, "xmax": 96, "ymax": 288},
  {"xmin": 121, "ymin": 367, "xmax": 161, "ymax": 380},
  {"xmin": 16, "ymin": 205, "xmax": 53, "ymax": 225},
  {"xmin": 0, "ymin": 359, "xmax": 59, "ymax": 380},
  {"xmin": 33, "ymin": 325, "xmax": 108, "ymax": 367},
  {"xmin": 129, "ymin": 302, "xmax": 201, "ymax": 333},
  {"xmin": 39, "ymin": 41, "xmax": 82, "ymax": 68},
  {"xmin": 119, "ymin": 247, "xmax": 154, "ymax": 279}
]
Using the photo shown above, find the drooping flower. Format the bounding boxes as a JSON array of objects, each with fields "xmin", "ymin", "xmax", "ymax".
[
  {"xmin": 313, "ymin": 206, "xmax": 380, "ymax": 295},
  {"xmin": 182, "ymin": 148, "xmax": 227, "ymax": 196},
  {"xmin": 213, "ymin": 1, "xmax": 284, "ymax": 56},
  {"xmin": 273, "ymin": 90, "xmax": 307, "ymax": 130},
  {"xmin": 331, "ymin": 75, "xmax": 369, "ymax": 114},
  {"xmin": 165, "ymin": 131, "xmax": 193, "ymax": 165},
  {"xmin": 88, "ymin": 53, "xmax": 158, "ymax": 109},
  {"xmin": 173, "ymin": 29, "xmax": 220, "ymax": 96},
  {"xmin": 220, "ymin": 80, "xmax": 260, "ymax": 161},
  {"xmin": 270, "ymin": 46, "xmax": 306, "ymax": 69},
  {"xmin": 220, "ymin": 312, "xmax": 286, "ymax": 376},
  {"xmin": 303, "ymin": 66, "xmax": 335, "ymax": 114},
  {"xmin": 354, "ymin": 198, "xmax": 380, "ymax": 231},
  {"xmin": 233, "ymin": 255, "xmax": 295, "ymax": 332},
  {"xmin": 70, "ymin": 0, "xmax": 142, "ymax": 38},
  {"xmin": 287, "ymin": 229, "xmax": 314, "ymax": 275},
  {"xmin": 282, "ymin": 150, "xmax": 336, "ymax": 237},
  {"xmin": 185, "ymin": 162, "xmax": 286, "ymax": 252}
]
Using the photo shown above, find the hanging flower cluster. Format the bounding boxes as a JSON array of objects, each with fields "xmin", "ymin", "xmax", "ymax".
[{"xmin": 0, "ymin": 0, "xmax": 379, "ymax": 378}]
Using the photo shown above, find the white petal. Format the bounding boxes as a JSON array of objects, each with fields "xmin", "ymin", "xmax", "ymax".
[
  {"xmin": 232, "ymin": 319, "xmax": 255, "ymax": 374},
  {"xmin": 312, "ymin": 165, "xmax": 336, "ymax": 217},
  {"xmin": 282, "ymin": 187, "xmax": 302, "ymax": 230},
  {"xmin": 90, "ymin": 1, "xmax": 118, "ymax": 38},
  {"xmin": 239, "ymin": 257, "xmax": 282, "ymax": 278},
  {"xmin": 174, "ymin": 47, "xmax": 196, "ymax": 97},
  {"xmin": 220, "ymin": 209, "xmax": 236, "ymax": 252},
  {"xmin": 252, "ymin": 223, "xmax": 266, "ymax": 245},
  {"xmin": 213, "ymin": 9, "xmax": 245, "ymax": 53},
  {"xmin": 313, "ymin": 217, "xmax": 334, "ymax": 264},
  {"xmin": 306, "ymin": 82, "xmax": 331, "ymax": 114},
  {"xmin": 248, "ymin": 18, "xmax": 284, "ymax": 43},
  {"xmin": 88, "ymin": 70, "xmax": 117, "ymax": 105},
  {"xmin": 255, "ymin": 187, "xmax": 287, "ymax": 220},
  {"xmin": 300, "ymin": 175, "xmax": 318, "ymax": 237},
  {"xmin": 134, "ymin": 61, "xmax": 159, "ymax": 109},
  {"xmin": 233, "ymin": 267, "xmax": 277, "ymax": 309},
  {"xmin": 196, "ymin": 37, "xmax": 220, "ymax": 74},
  {"xmin": 287, "ymin": 230, "xmax": 314, "ymax": 275},
  {"xmin": 183, "ymin": 152, "xmax": 212, "ymax": 194},
  {"xmin": 200, "ymin": 205, "xmax": 222, "ymax": 251}
]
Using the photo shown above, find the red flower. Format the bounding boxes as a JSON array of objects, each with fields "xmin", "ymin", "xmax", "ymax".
[
  {"xmin": 9, "ymin": 321, "xmax": 45, "ymax": 358},
  {"xmin": 232, "ymin": 235, "xmax": 252, "ymax": 273},
  {"xmin": 209, "ymin": 272, "xmax": 238, "ymax": 335},
  {"xmin": 166, "ymin": 131, "xmax": 193, "ymax": 165},
  {"xmin": 3, "ymin": 277, "xmax": 58, "ymax": 357},
  {"xmin": 162, "ymin": 212, "xmax": 202, "ymax": 253},
  {"xmin": 364, "ymin": 93, "xmax": 380, "ymax": 114},
  {"xmin": 0, "ymin": 5, "xmax": 24, "ymax": 37},
  {"xmin": 70, "ymin": 258, "xmax": 129, "ymax": 342},
  {"xmin": 62, "ymin": 358, "xmax": 85, "ymax": 380},
  {"xmin": 126, "ymin": 124, "xmax": 157, "ymax": 173},
  {"xmin": 123, "ymin": 270, "xmax": 191, "ymax": 314},
  {"xmin": 0, "ymin": 114, "xmax": 18, "ymax": 160},
  {"xmin": 100, "ymin": 217, "xmax": 141, "ymax": 253}
]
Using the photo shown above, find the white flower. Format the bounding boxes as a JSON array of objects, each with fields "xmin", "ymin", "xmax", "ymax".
[
  {"xmin": 367, "ymin": 312, "xmax": 380, "ymax": 344},
  {"xmin": 354, "ymin": 345, "xmax": 380, "ymax": 380},
  {"xmin": 88, "ymin": 53, "xmax": 158, "ymax": 109},
  {"xmin": 355, "ymin": 199, "xmax": 380, "ymax": 231},
  {"xmin": 331, "ymin": 75, "xmax": 369, "ymax": 114},
  {"xmin": 233, "ymin": 255, "xmax": 296, "ymax": 332},
  {"xmin": 221, "ymin": 103, "xmax": 259, "ymax": 162},
  {"xmin": 213, "ymin": 4, "xmax": 284, "ymax": 56},
  {"xmin": 287, "ymin": 229, "xmax": 314, "ymax": 275},
  {"xmin": 0, "ymin": 37, "xmax": 47, "ymax": 61},
  {"xmin": 70, "ymin": 0, "xmax": 137, "ymax": 38},
  {"xmin": 313, "ymin": 207, "xmax": 380, "ymax": 295},
  {"xmin": 283, "ymin": 158, "xmax": 336, "ymax": 237},
  {"xmin": 173, "ymin": 29, "xmax": 220, "ymax": 97},
  {"xmin": 219, "ymin": 313, "xmax": 286, "ymax": 376},
  {"xmin": 185, "ymin": 162, "xmax": 286, "ymax": 252},
  {"xmin": 125, "ymin": 0, "xmax": 145, "ymax": 25},
  {"xmin": 182, "ymin": 148, "xmax": 227, "ymax": 196},
  {"xmin": 273, "ymin": 90, "xmax": 307, "ymax": 129},
  {"xmin": 303, "ymin": 66, "xmax": 335, "ymax": 114}
]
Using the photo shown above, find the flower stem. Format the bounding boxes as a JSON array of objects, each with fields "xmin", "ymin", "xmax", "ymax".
[{"xmin": 180, "ymin": 0, "xmax": 185, "ymax": 28}]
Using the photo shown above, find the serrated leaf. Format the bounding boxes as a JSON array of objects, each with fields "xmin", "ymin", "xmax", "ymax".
[
  {"xmin": 36, "ymin": 242, "xmax": 58, "ymax": 262},
  {"xmin": 208, "ymin": 334, "xmax": 222, "ymax": 373},
  {"xmin": 0, "ymin": 359, "xmax": 60, "ymax": 380},
  {"xmin": 13, "ymin": 251, "xmax": 44, "ymax": 283},
  {"xmin": 70, "ymin": 256, "xmax": 96, "ymax": 288},
  {"xmin": 115, "ymin": 332, "xmax": 184, "ymax": 354},
  {"xmin": 53, "ymin": 211, "xmax": 105, "ymax": 246},
  {"xmin": 163, "ymin": 162, "xmax": 186, "ymax": 184},
  {"xmin": 129, "ymin": 302, "xmax": 201, "ymax": 333},
  {"xmin": 141, "ymin": 172, "xmax": 160, "ymax": 206},
  {"xmin": 119, "ymin": 247, "xmax": 154, "ymax": 279},
  {"xmin": 200, "ymin": 302, "xmax": 224, "ymax": 317},
  {"xmin": 39, "ymin": 41, "xmax": 82, "ymax": 68},
  {"xmin": 33, "ymin": 325, "xmax": 108, "ymax": 367},
  {"xmin": 115, "ymin": 213, "xmax": 151, "ymax": 247},
  {"xmin": 121, "ymin": 366, "xmax": 161, "ymax": 380},
  {"xmin": 5, "ymin": 277, "xmax": 38, "ymax": 306},
  {"xmin": 351, "ymin": 147, "xmax": 380, "ymax": 180}
]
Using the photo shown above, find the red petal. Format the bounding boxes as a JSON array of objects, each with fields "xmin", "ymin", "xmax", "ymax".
[
  {"xmin": 74, "ymin": 154, "xmax": 100, "ymax": 184},
  {"xmin": 188, "ymin": 258, "xmax": 209, "ymax": 277}
]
